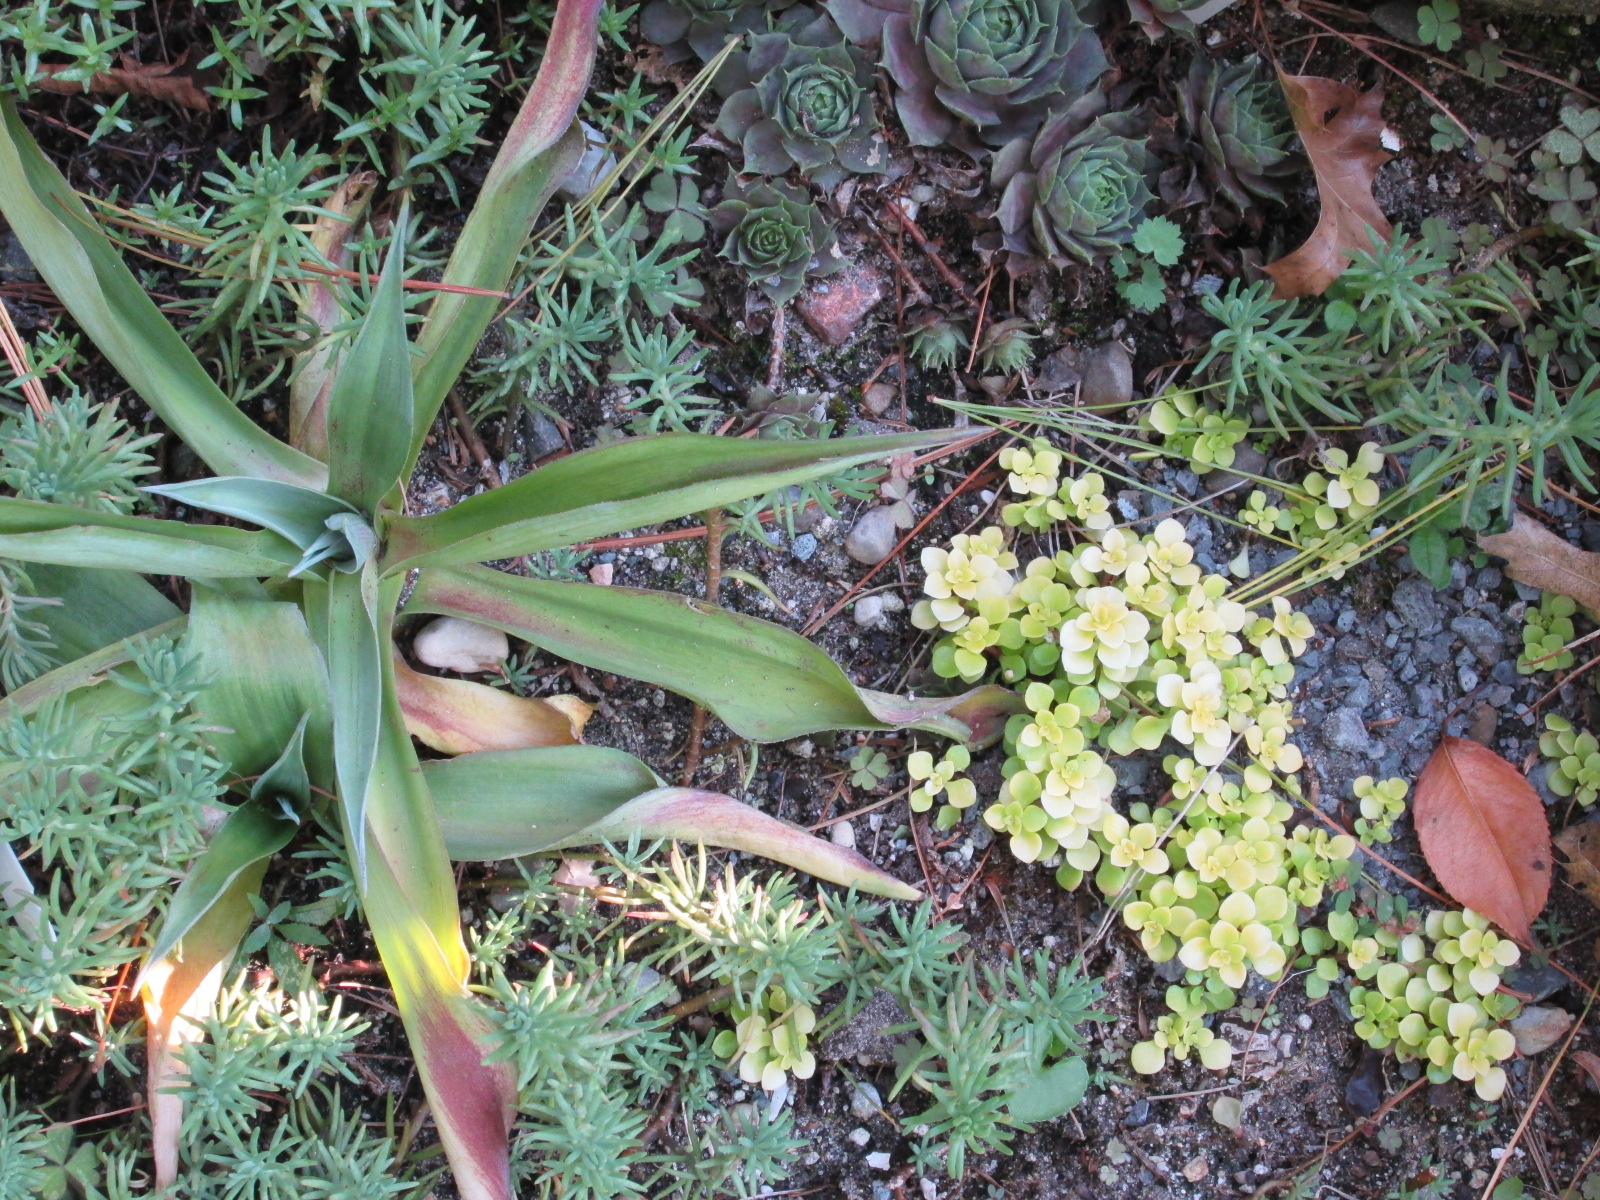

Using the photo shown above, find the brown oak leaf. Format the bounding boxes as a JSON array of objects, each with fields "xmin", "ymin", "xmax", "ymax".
[
  {"xmin": 1479, "ymin": 513, "xmax": 1600, "ymax": 621},
  {"xmin": 34, "ymin": 53, "xmax": 212, "ymax": 113},
  {"xmin": 1264, "ymin": 73, "xmax": 1393, "ymax": 298}
]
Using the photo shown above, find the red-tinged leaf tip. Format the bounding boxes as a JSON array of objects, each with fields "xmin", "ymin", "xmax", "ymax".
[
  {"xmin": 489, "ymin": 0, "xmax": 605, "ymax": 182},
  {"xmin": 573, "ymin": 787, "xmax": 921, "ymax": 901},
  {"xmin": 408, "ymin": 996, "xmax": 519, "ymax": 1200},
  {"xmin": 1413, "ymin": 735, "xmax": 1550, "ymax": 944},
  {"xmin": 861, "ymin": 684, "xmax": 1027, "ymax": 750}
]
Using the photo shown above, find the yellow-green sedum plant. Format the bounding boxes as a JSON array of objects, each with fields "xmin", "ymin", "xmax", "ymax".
[{"xmin": 0, "ymin": 6, "xmax": 1018, "ymax": 1192}]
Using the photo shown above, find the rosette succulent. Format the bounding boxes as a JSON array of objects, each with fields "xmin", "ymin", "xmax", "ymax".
[
  {"xmin": 1178, "ymin": 55, "xmax": 1302, "ymax": 213},
  {"xmin": 711, "ymin": 175, "xmax": 846, "ymax": 304},
  {"xmin": 992, "ymin": 92, "xmax": 1161, "ymax": 269},
  {"xmin": 639, "ymin": 0, "xmax": 799, "ymax": 65},
  {"xmin": 881, "ymin": 0, "xmax": 1109, "ymax": 153},
  {"xmin": 714, "ymin": 10, "xmax": 887, "ymax": 189},
  {"xmin": 1127, "ymin": 0, "xmax": 1239, "ymax": 40}
]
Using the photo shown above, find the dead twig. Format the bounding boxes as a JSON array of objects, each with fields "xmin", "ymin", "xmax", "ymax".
[{"xmin": 882, "ymin": 200, "xmax": 979, "ymax": 306}]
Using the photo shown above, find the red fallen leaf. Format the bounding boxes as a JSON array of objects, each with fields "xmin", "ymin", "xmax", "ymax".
[
  {"xmin": 1414, "ymin": 736, "xmax": 1551, "ymax": 944},
  {"xmin": 1264, "ymin": 73, "xmax": 1393, "ymax": 298},
  {"xmin": 33, "ymin": 52, "xmax": 212, "ymax": 113}
]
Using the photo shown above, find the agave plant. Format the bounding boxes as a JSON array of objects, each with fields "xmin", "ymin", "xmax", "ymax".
[
  {"xmin": 0, "ymin": 2, "xmax": 1019, "ymax": 1195},
  {"xmin": 991, "ymin": 91, "xmax": 1161, "ymax": 270},
  {"xmin": 713, "ymin": 174, "xmax": 846, "ymax": 304},
  {"xmin": 882, "ymin": 0, "xmax": 1109, "ymax": 153},
  {"xmin": 1178, "ymin": 54, "xmax": 1302, "ymax": 213},
  {"xmin": 1126, "ymin": 0, "xmax": 1238, "ymax": 39},
  {"xmin": 714, "ymin": 8, "xmax": 887, "ymax": 189}
]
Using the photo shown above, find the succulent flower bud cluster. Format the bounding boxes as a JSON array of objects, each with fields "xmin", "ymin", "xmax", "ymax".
[
  {"xmin": 879, "ymin": 0, "xmax": 1109, "ymax": 153},
  {"xmin": 712, "ymin": 10, "xmax": 887, "ymax": 190}
]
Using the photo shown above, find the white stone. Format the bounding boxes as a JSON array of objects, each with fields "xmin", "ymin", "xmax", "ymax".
[
  {"xmin": 412, "ymin": 616, "xmax": 508, "ymax": 674},
  {"xmin": 830, "ymin": 821, "xmax": 856, "ymax": 849},
  {"xmin": 848, "ymin": 1127, "xmax": 871, "ymax": 1147},
  {"xmin": 866, "ymin": 1152, "xmax": 892, "ymax": 1170}
]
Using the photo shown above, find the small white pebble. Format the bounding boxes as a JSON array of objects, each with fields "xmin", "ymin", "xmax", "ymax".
[
  {"xmin": 848, "ymin": 1128, "xmax": 871, "ymax": 1147},
  {"xmin": 866, "ymin": 1152, "xmax": 892, "ymax": 1170},
  {"xmin": 921, "ymin": 1180, "xmax": 939, "ymax": 1200},
  {"xmin": 830, "ymin": 821, "xmax": 856, "ymax": 849},
  {"xmin": 1297, "ymin": 1014, "xmax": 1313, "ymax": 1031}
]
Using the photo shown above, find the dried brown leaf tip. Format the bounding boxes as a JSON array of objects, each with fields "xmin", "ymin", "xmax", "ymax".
[
  {"xmin": 1554, "ymin": 821, "xmax": 1600, "ymax": 910},
  {"xmin": 1414, "ymin": 736, "xmax": 1550, "ymax": 944},
  {"xmin": 1264, "ymin": 73, "xmax": 1392, "ymax": 299},
  {"xmin": 34, "ymin": 53, "xmax": 213, "ymax": 113},
  {"xmin": 1479, "ymin": 513, "xmax": 1600, "ymax": 622}
]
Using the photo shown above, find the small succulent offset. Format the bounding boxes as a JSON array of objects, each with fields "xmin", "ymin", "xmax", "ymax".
[
  {"xmin": 992, "ymin": 92, "xmax": 1161, "ymax": 270},
  {"xmin": 976, "ymin": 318, "xmax": 1035, "ymax": 375},
  {"xmin": 1518, "ymin": 593, "xmax": 1577, "ymax": 675},
  {"xmin": 1541, "ymin": 715, "xmax": 1600, "ymax": 808},
  {"xmin": 907, "ymin": 310, "xmax": 972, "ymax": 370},
  {"xmin": 713, "ymin": 10, "xmax": 887, "ymax": 190},
  {"xmin": 1126, "ymin": 0, "xmax": 1239, "ymax": 40},
  {"xmin": 712, "ymin": 175, "xmax": 846, "ymax": 304},
  {"xmin": 1178, "ymin": 55, "xmax": 1302, "ymax": 214},
  {"xmin": 639, "ymin": 0, "xmax": 798, "ymax": 65},
  {"xmin": 880, "ymin": 0, "xmax": 1109, "ymax": 153}
]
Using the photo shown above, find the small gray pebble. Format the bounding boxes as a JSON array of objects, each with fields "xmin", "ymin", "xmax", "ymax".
[
  {"xmin": 792, "ymin": 532, "xmax": 819, "ymax": 561},
  {"xmin": 845, "ymin": 507, "xmax": 901, "ymax": 565},
  {"xmin": 1449, "ymin": 615, "xmax": 1505, "ymax": 666},
  {"xmin": 849, "ymin": 1082, "xmax": 882, "ymax": 1121},
  {"xmin": 1323, "ymin": 708, "xmax": 1371, "ymax": 753}
]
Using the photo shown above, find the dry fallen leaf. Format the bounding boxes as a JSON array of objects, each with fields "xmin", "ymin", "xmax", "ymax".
[
  {"xmin": 1555, "ymin": 821, "xmax": 1600, "ymax": 908},
  {"xmin": 34, "ymin": 54, "xmax": 212, "ymax": 113},
  {"xmin": 1479, "ymin": 514, "xmax": 1600, "ymax": 621},
  {"xmin": 1574, "ymin": 1050, "xmax": 1600, "ymax": 1093},
  {"xmin": 1264, "ymin": 73, "xmax": 1393, "ymax": 298},
  {"xmin": 1414, "ymin": 736, "xmax": 1550, "ymax": 944}
]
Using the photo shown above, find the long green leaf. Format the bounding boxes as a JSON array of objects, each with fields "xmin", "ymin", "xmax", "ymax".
[
  {"xmin": 358, "ymin": 598, "xmax": 518, "ymax": 1200},
  {"xmin": 423, "ymin": 745, "xmax": 661, "ymax": 857},
  {"xmin": 404, "ymin": 564, "xmax": 1022, "ymax": 744},
  {"xmin": 327, "ymin": 566, "xmax": 383, "ymax": 881},
  {"xmin": 325, "ymin": 213, "xmax": 413, "ymax": 513},
  {"xmin": 407, "ymin": 0, "xmax": 603, "ymax": 466},
  {"xmin": 185, "ymin": 581, "xmax": 334, "ymax": 784},
  {"xmin": 144, "ymin": 478, "xmax": 358, "ymax": 551},
  {"xmin": 426, "ymin": 749, "xmax": 919, "ymax": 899},
  {"xmin": 141, "ymin": 797, "xmax": 297, "ymax": 975},
  {"xmin": 0, "ymin": 99, "xmax": 325, "ymax": 488},
  {"xmin": 0, "ymin": 498, "xmax": 304, "ymax": 577},
  {"xmin": 27, "ymin": 565, "xmax": 179, "ymax": 661},
  {"xmin": 382, "ymin": 429, "xmax": 962, "ymax": 572}
]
